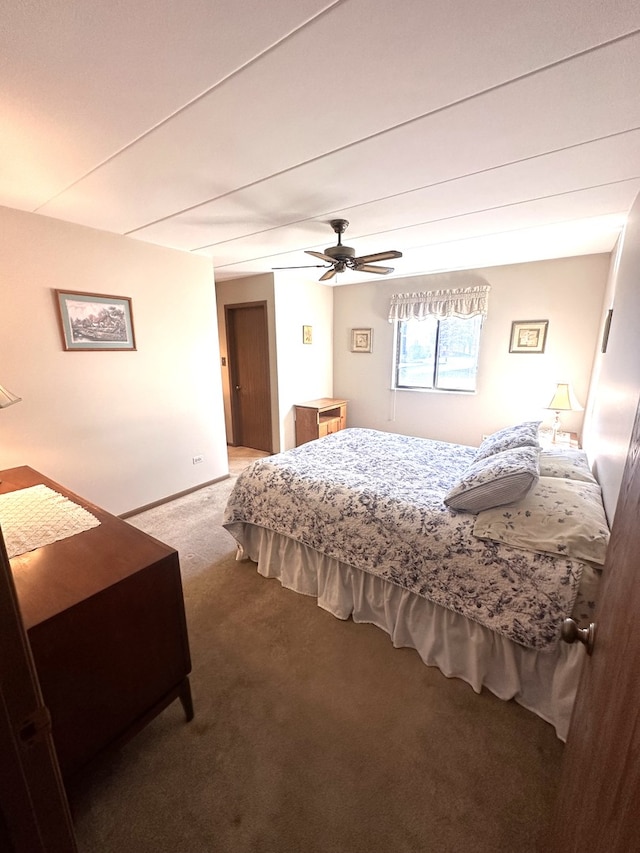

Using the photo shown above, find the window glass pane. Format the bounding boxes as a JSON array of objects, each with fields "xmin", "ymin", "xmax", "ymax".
[
  {"xmin": 396, "ymin": 317, "xmax": 437, "ymax": 388},
  {"xmin": 435, "ymin": 316, "xmax": 482, "ymax": 391},
  {"xmin": 394, "ymin": 315, "xmax": 482, "ymax": 392}
]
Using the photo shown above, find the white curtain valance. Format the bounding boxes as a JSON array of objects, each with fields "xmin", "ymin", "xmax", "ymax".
[{"xmin": 388, "ymin": 285, "xmax": 490, "ymax": 321}]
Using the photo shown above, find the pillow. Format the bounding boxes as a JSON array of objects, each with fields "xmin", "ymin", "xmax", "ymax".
[
  {"xmin": 474, "ymin": 421, "xmax": 542, "ymax": 462},
  {"xmin": 473, "ymin": 476, "xmax": 610, "ymax": 565},
  {"xmin": 444, "ymin": 446, "xmax": 540, "ymax": 513},
  {"xmin": 539, "ymin": 448, "xmax": 597, "ymax": 484}
]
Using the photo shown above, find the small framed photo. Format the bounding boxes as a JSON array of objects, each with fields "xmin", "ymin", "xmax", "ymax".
[
  {"xmin": 55, "ymin": 290, "xmax": 136, "ymax": 351},
  {"xmin": 509, "ymin": 320, "xmax": 548, "ymax": 354},
  {"xmin": 601, "ymin": 309, "xmax": 613, "ymax": 354},
  {"xmin": 351, "ymin": 328, "xmax": 372, "ymax": 353},
  {"xmin": 302, "ymin": 325, "xmax": 313, "ymax": 345}
]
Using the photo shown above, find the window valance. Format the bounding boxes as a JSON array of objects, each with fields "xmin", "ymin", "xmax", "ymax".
[{"xmin": 388, "ymin": 285, "xmax": 490, "ymax": 321}]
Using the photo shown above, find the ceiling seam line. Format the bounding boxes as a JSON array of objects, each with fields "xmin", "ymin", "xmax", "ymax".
[
  {"xmin": 120, "ymin": 27, "xmax": 640, "ymax": 236},
  {"xmin": 31, "ymin": 0, "xmax": 347, "ymax": 213},
  {"xmin": 208, "ymin": 188, "xmax": 634, "ymax": 268},
  {"xmin": 187, "ymin": 131, "xmax": 640, "ymax": 251},
  {"xmin": 329, "ymin": 176, "xmax": 640, "ymax": 242},
  {"xmin": 215, "ymin": 210, "xmax": 625, "ymax": 270}
]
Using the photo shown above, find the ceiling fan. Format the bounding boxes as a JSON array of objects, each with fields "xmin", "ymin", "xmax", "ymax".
[{"xmin": 273, "ymin": 219, "xmax": 402, "ymax": 281}]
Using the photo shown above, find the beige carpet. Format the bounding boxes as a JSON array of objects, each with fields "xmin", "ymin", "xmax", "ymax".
[{"xmin": 67, "ymin": 448, "xmax": 563, "ymax": 852}]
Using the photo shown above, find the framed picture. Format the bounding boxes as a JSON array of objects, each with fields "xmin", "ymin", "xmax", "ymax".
[
  {"xmin": 509, "ymin": 320, "xmax": 548, "ymax": 354},
  {"xmin": 601, "ymin": 309, "xmax": 613, "ymax": 353},
  {"xmin": 351, "ymin": 328, "xmax": 372, "ymax": 353},
  {"xmin": 55, "ymin": 290, "xmax": 136, "ymax": 351},
  {"xmin": 302, "ymin": 325, "xmax": 313, "ymax": 345}
]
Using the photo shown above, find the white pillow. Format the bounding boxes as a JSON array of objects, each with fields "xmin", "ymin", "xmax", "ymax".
[
  {"xmin": 474, "ymin": 421, "xmax": 541, "ymax": 462},
  {"xmin": 539, "ymin": 448, "xmax": 597, "ymax": 484},
  {"xmin": 473, "ymin": 476, "xmax": 610, "ymax": 566},
  {"xmin": 444, "ymin": 446, "xmax": 540, "ymax": 513}
]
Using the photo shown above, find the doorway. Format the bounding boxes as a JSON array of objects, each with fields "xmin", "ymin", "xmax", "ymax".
[{"xmin": 225, "ymin": 301, "xmax": 273, "ymax": 453}]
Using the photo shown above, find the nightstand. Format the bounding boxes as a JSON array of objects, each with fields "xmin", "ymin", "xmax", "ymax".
[
  {"xmin": 294, "ymin": 398, "xmax": 347, "ymax": 446},
  {"xmin": 538, "ymin": 428, "xmax": 580, "ymax": 450}
]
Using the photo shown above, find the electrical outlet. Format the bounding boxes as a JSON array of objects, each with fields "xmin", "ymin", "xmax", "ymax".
[{"xmin": 192, "ymin": 455, "xmax": 204, "ymax": 464}]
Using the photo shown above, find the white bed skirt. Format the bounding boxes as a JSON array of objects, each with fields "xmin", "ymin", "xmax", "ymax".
[{"xmin": 233, "ymin": 522, "xmax": 585, "ymax": 741}]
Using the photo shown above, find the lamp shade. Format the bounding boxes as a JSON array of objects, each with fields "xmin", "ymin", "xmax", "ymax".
[
  {"xmin": 0, "ymin": 384, "xmax": 22, "ymax": 409},
  {"xmin": 546, "ymin": 382, "xmax": 583, "ymax": 412}
]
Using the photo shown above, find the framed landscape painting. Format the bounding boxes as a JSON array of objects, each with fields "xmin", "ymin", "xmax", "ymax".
[{"xmin": 55, "ymin": 290, "xmax": 137, "ymax": 351}]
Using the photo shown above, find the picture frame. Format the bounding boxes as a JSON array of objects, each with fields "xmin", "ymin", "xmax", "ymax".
[
  {"xmin": 55, "ymin": 290, "xmax": 136, "ymax": 351},
  {"xmin": 351, "ymin": 328, "xmax": 372, "ymax": 353},
  {"xmin": 508, "ymin": 320, "xmax": 548, "ymax": 354},
  {"xmin": 302, "ymin": 325, "xmax": 313, "ymax": 345},
  {"xmin": 601, "ymin": 309, "xmax": 613, "ymax": 354}
]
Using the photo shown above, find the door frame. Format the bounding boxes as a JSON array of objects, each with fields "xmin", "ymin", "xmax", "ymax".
[{"xmin": 224, "ymin": 300, "xmax": 273, "ymax": 451}]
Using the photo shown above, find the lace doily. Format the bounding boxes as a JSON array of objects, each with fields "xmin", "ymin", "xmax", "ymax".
[{"xmin": 0, "ymin": 484, "xmax": 101, "ymax": 558}]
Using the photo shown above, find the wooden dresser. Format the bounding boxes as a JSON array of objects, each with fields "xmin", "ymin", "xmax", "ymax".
[
  {"xmin": 0, "ymin": 466, "xmax": 193, "ymax": 780},
  {"xmin": 294, "ymin": 398, "xmax": 348, "ymax": 446}
]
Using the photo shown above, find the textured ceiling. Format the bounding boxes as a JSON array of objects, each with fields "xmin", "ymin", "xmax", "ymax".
[{"xmin": 2, "ymin": 0, "xmax": 640, "ymax": 283}]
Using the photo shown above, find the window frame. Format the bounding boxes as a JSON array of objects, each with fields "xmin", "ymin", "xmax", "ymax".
[{"xmin": 392, "ymin": 314, "xmax": 483, "ymax": 394}]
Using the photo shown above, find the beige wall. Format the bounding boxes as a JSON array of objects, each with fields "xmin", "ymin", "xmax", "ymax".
[
  {"xmin": 0, "ymin": 206, "xmax": 227, "ymax": 515},
  {"xmin": 216, "ymin": 273, "xmax": 333, "ymax": 452},
  {"xmin": 273, "ymin": 276, "xmax": 333, "ymax": 450},
  {"xmin": 583, "ymin": 190, "xmax": 640, "ymax": 521},
  {"xmin": 215, "ymin": 274, "xmax": 279, "ymax": 451},
  {"xmin": 333, "ymin": 254, "xmax": 610, "ymax": 447}
]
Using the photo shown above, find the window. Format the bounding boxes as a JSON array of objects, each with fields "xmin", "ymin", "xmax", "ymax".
[
  {"xmin": 389, "ymin": 284, "xmax": 489, "ymax": 392},
  {"xmin": 394, "ymin": 314, "xmax": 483, "ymax": 392}
]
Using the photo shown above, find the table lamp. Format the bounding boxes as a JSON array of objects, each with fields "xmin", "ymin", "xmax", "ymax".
[{"xmin": 545, "ymin": 382, "xmax": 583, "ymax": 443}]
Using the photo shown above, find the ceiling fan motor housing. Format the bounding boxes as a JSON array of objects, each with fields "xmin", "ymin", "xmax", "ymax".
[
  {"xmin": 325, "ymin": 218, "xmax": 354, "ymax": 262},
  {"xmin": 324, "ymin": 244, "xmax": 356, "ymax": 261}
]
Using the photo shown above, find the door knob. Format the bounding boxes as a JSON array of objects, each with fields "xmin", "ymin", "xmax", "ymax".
[
  {"xmin": 561, "ymin": 618, "xmax": 596, "ymax": 655},
  {"xmin": 235, "ymin": 385, "xmax": 241, "ymax": 390}
]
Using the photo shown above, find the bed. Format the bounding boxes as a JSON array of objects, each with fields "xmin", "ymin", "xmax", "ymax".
[{"xmin": 222, "ymin": 424, "xmax": 609, "ymax": 740}]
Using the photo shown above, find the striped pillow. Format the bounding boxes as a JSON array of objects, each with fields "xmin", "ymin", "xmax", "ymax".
[{"xmin": 444, "ymin": 446, "xmax": 540, "ymax": 513}]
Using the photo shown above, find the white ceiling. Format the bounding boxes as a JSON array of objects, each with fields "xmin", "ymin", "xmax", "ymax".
[{"xmin": 3, "ymin": 0, "xmax": 640, "ymax": 283}]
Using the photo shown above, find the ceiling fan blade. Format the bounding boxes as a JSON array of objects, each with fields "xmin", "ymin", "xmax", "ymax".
[
  {"xmin": 354, "ymin": 264, "xmax": 394, "ymax": 275},
  {"xmin": 272, "ymin": 264, "xmax": 331, "ymax": 270},
  {"xmin": 306, "ymin": 250, "xmax": 336, "ymax": 263},
  {"xmin": 353, "ymin": 250, "xmax": 402, "ymax": 264},
  {"xmin": 319, "ymin": 267, "xmax": 338, "ymax": 281}
]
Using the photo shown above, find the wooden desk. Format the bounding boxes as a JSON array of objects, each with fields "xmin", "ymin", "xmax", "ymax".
[{"xmin": 0, "ymin": 466, "xmax": 193, "ymax": 780}]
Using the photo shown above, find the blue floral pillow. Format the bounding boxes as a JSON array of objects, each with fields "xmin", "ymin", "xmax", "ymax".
[
  {"xmin": 474, "ymin": 421, "xmax": 541, "ymax": 462},
  {"xmin": 444, "ymin": 446, "xmax": 540, "ymax": 513}
]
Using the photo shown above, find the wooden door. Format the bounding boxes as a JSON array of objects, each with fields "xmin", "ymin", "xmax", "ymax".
[
  {"xmin": 0, "ymin": 527, "xmax": 77, "ymax": 853},
  {"xmin": 225, "ymin": 301, "xmax": 273, "ymax": 453},
  {"xmin": 546, "ymin": 397, "xmax": 640, "ymax": 851}
]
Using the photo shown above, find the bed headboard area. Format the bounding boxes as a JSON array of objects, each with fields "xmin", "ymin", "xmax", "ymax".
[{"xmin": 582, "ymin": 190, "xmax": 640, "ymax": 525}]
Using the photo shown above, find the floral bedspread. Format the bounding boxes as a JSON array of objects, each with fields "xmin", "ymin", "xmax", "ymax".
[{"xmin": 223, "ymin": 428, "xmax": 586, "ymax": 651}]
